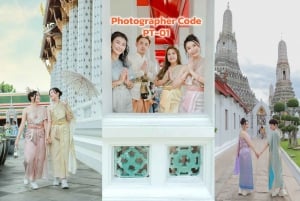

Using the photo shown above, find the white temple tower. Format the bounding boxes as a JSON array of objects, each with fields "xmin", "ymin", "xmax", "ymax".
[
  {"xmin": 215, "ymin": 3, "xmax": 256, "ymax": 111},
  {"xmin": 270, "ymin": 40, "xmax": 295, "ymax": 107}
]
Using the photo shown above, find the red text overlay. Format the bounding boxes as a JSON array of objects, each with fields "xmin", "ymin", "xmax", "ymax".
[{"xmin": 111, "ymin": 16, "xmax": 202, "ymax": 37}]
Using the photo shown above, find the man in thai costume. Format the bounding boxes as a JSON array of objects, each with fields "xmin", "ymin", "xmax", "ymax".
[
  {"xmin": 259, "ymin": 119, "xmax": 287, "ymax": 197},
  {"xmin": 128, "ymin": 35, "xmax": 157, "ymax": 113}
]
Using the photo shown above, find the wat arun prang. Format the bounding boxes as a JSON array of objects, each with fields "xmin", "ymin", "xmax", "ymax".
[
  {"xmin": 215, "ymin": 4, "xmax": 256, "ymax": 111},
  {"xmin": 269, "ymin": 39, "xmax": 295, "ymax": 109}
]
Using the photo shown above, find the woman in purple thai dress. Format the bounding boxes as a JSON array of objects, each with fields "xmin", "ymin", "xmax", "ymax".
[
  {"xmin": 15, "ymin": 90, "xmax": 48, "ymax": 190},
  {"xmin": 237, "ymin": 118, "xmax": 259, "ymax": 196}
]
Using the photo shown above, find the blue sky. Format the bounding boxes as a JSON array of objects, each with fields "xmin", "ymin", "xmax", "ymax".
[
  {"xmin": 215, "ymin": 0, "xmax": 300, "ymax": 104},
  {"xmin": 0, "ymin": 0, "xmax": 49, "ymax": 93}
]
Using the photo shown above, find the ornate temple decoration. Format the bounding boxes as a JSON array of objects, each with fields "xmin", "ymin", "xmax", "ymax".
[
  {"xmin": 269, "ymin": 40, "xmax": 295, "ymax": 107},
  {"xmin": 114, "ymin": 146, "xmax": 149, "ymax": 178},
  {"xmin": 40, "ymin": 0, "xmax": 68, "ymax": 73},
  {"xmin": 257, "ymin": 106, "xmax": 267, "ymax": 126},
  {"xmin": 169, "ymin": 146, "xmax": 201, "ymax": 176},
  {"xmin": 215, "ymin": 4, "xmax": 256, "ymax": 111},
  {"xmin": 60, "ymin": 0, "xmax": 78, "ymax": 16}
]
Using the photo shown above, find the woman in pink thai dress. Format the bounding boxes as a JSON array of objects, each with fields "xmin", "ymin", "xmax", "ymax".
[
  {"xmin": 15, "ymin": 90, "xmax": 48, "ymax": 190},
  {"xmin": 173, "ymin": 34, "xmax": 205, "ymax": 113}
]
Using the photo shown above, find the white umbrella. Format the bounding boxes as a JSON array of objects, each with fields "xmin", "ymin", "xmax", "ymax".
[{"xmin": 62, "ymin": 70, "xmax": 100, "ymax": 98}]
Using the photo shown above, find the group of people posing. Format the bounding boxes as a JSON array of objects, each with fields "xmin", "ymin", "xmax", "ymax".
[
  {"xmin": 236, "ymin": 118, "xmax": 287, "ymax": 197},
  {"xmin": 14, "ymin": 87, "xmax": 76, "ymax": 190},
  {"xmin": 111, "ymin": 31, "xmax": 205, "ymax": 114}
]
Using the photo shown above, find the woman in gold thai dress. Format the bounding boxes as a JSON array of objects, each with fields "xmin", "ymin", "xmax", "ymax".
[
  {"xmin": 46, "ymin": 87, "xmax": 77, "ymax": 189},
  {"xmin": 15, "ymin": 90, "xmax": 48, "ymax": 190},
  {"xmin": 154, "ymin": 46, "xmax": 183, "ymax": 113}
]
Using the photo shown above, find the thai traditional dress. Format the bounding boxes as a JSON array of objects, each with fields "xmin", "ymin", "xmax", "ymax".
[
  {"xmin": 179, "ymin": 58, "xmax": 205, "ymax": 113},
  {"xmin": 268, "ymin": 129, "xmax": 284, "ymax": 190},
  {"xmin": 112, "ymin": 59, "xmax": 134, "ymax": 113},
  {"xmin": 24, "ymin": 105, "xmax": 47, "ymax": 181},
  {"xmin": 48, "ymin": 101, "xmax": 77, "ymax": 178},
  {"xmin": 128, "ymin": 53, "xmax": 156, "ymax": 113},
  {"xmin": 159, "ymin": 64, "xmax": 183, "ymax": 113},
  {"xmin": 238, "ymin": 136, "xmax": 254, "ymax": 191}
]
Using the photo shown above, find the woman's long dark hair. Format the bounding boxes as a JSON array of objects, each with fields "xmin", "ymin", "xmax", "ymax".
[
  {"xmin": 183, "ymin": 33, "xmax": 200, "ymax": 52},
  {"xmin": 49, "ymin": 87, "xmax": 62, "ymax": 99},
  {"xmin": 240, "ymin": 118, "xmax": 247, "ymax": 126},
  {"xmin": 27, "ymin": 90, "xmax": 39, "ymax": 102},
  {"xmin": 111, "ymin": 31, "xmax": 129, "ymax": 67},
  {"xmin": 156, "ymin": 46, "xmax": 182, "ymax": 80}
]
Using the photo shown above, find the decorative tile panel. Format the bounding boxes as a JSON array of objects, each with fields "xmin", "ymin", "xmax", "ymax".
[
  {"xmin": 114, "ymin": 146, "xmax": 149, "ymax": 178},
  {"xmin": 169, "ymin": 146, "xmax": 201, "ymax": 176}
]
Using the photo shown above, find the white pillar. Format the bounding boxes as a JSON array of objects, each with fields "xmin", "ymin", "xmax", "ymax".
[
  {"xmin": 66, "ymin": 5, "xmax": 78, "ymax": 108},
  {"xmin": 76, "ymin": 0, "xmax": 93, "ymax": 119},
  {"xmin": 92, "ymin": 0, "xmax": 102, "ymax": 118},
  {"xmin": 60, "ymin": 22, "xmax": 69, "ymax": 100},
  {"xmin": 77, "ymin": 0, "xmax": 92, "ymax": 104}
]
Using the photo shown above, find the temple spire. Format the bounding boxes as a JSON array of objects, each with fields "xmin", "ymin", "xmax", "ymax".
[
  {"xmin": 277, "ymin": 39, "xmax": 288, "ymax": 64},
  {"xmin": 215, "ymin": 4, "xmax": 256, "ymax": 110},
  {"xmin": 222, "ymin": 2, "xmax": 232, "ymax": 34},
  {"xmin": 271, "ymin": 39, "xmax": 295, "ymax": 106}
]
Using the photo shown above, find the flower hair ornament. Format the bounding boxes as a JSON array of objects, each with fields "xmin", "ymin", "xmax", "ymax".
[{"xmin": 25, "ymin": 87, "xmax": 39, "ymax": 94}]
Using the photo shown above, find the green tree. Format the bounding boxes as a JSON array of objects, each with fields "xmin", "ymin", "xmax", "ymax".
[
  {"xmin": 290, "ymin": 116, "xmax": 300, "ymax": 148},
  {"xmin": 282, "ymin": 116, "xmax": 300, "ymax": 148},
  {"xmin": 274, "ymin": 100, "xmax": 300, "ymax": 148},
  {"xmin": 287, "ymin": 98, "xmax": 299, "ymax": 108},
  {"xmin": 286, "ymin": 98, "xmax": 299, "ymax": 148},
  {"xmin": 274, "ymin": 102, "xmax": 285, "ymax": 114},
  {"xmin": 0, "ymin": 81, "xmax": 16, "ymax": 93}
]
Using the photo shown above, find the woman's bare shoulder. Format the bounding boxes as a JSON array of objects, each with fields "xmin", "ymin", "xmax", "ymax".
[
  {"xmin": 239, "ymin": 130, "xmax": 248, "ymax": 137},
  {"xmin": 23, "ymin": 106, "xmax": 30, "ymax": 112}
]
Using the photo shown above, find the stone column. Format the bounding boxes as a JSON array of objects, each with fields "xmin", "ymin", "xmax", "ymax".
[
  {"xmin": 77, "ymin": 0, "xmax": 92, "ymax": 104},
  {"xmin": 92, "ymin": 0, "xmax": 102, "ymax": 118},
  {"xmin": 51, "ymin": 53, "xmax": 62, "ymax": 88},
  {"xmin": 66, "ymin": 4, "xmax": 78, "ymax": 109},
  {"xmin": 60, "ymin": 23, "xmax": 69, "ymax": 100}
]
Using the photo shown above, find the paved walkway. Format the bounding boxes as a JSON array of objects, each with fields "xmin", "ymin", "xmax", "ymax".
[
  {"xmin": 216, "ymin": 137, "xmax": 300, "ymax": 201},
  {"xmin": 0, "ymin": 138, "xmax": 102, "ymax": 201},
  {"xmin": 2, "ymin": 137, "xmax": 300, "ymax": 201}
]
